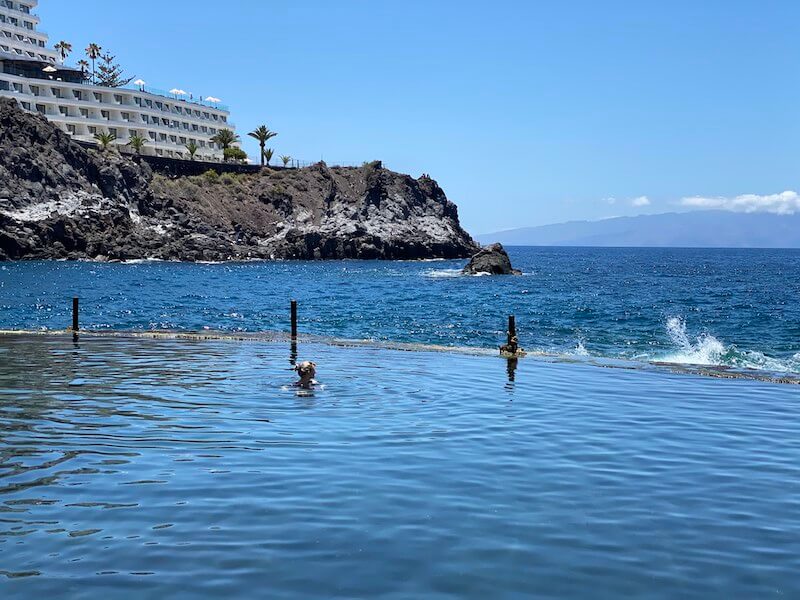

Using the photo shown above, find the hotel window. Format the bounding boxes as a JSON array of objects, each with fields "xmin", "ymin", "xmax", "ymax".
[
  {"xmin": 94, "ymin": 92, "xmax": 102, "ymax": 102},
  {"xmin": 121, "ymin": 112, "xmax": 130, "ymax": 121},
  {"xmin": 169, "ymin": 135, "xmax": 177, "ymax": 143},
  {"xmin": 192, "ymin": 124, "xmax": 198, "ymax": 131},
  {"xmin": 114, "ymin": 94, "xmax": 123, "ymax": 104},
  {"xmin": 29, "ymin": 85, "xmax": 39, "ymax": 96},
  {"xmin": 51, "ymin": 87, "xmax": 62, "ymax": 98},
  {"xmin": 149, "ymin": 132, "xmax": 156, "ymax": 140},
  {"xmin": 155, "ymin": 101, "xmax": 163, "ymax": 110},
  {"xmin": 145, "ymin": 99, "xmax": 152, "ymax": 108},
  {"xmin": 88, "ymin": 126, "xmax": 97, "ymax": 134},
  {"xmin": 221, "ymin": 116, "xmax": 227, "ymax": 122},
  {"xmin": 179, "ymin": 137, "xmax": 186, "ymax": 144},
  {"xmin": 200, "ymin": 126, "xmax": 207, "ymax": 133},
  {"xmin": 58, "ymin": 106, "xmax": 68, "ymax": 116},
  {"xmin": 12, "ymin": 82, "xmax": 23, "ymax": 92},
  {"xmin": 73, "ymin": 90, "xmax": 82, "ymax": 100},
  {"xmin": 202, "ymin": 112, "xmax": 209, "ymax": 119},
  {"xmin": 156, "ymin": 149, "xmax": 163, "ymax": 156},
  {"xmin": 21, "ymin": 101, "xmax": 30, "ymax": 110},
  {"xmin": 212, "ymin": 114, "xmax": 218, "ymax": 121},
  {"xmin": 0, "ymin": 80, "xmax": 7, "ymax": 91},
  {"xmin": 171, "ymin": 120, "xmax": 179, "ymax": 128},
  {"xmin": 161, "ymin": 118, "xmax": 169, "ymax": 126},
  {"xmin": 80, "ymin": 108, "xmax": 89, "ymax": 118},
  {"xmin": 140, "ymin": 114, "xmax": 148, "ymax": 123},
  {"xmin": 66, "ymin": 124, "xmax": 76, "ymax": 134},
  {"xmin": 23, "ymin": 21, "xmax": 32, "ymax": 30},
  {"xmin": 35, "ymin": 104, "xmax": 46, "ymax": 114},
  {"xmin": 109, "ymin": 128, "xmax": 117, "ymax": 137},
  {"xmin": 101, "ymin": 110, "xmax": 110, "ymax": 120},
  {"xmin": 199, "ymin": 141, "xmax": 206, "ymax": 147},
  {"xmin": 159, "ymin": 133, "xmax": 167, "ymax": 141},
  {"xmin": 134, "ymin": 97, "xmax": 142, "ymax": 106},
  {"xmin": 182, "ymin": 122, "xmax": 189, "ymax": 130}
]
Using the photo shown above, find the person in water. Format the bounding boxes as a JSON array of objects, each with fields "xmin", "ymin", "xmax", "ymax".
[{"xmin": 295, "ymin": 361, "xmax": 317, "ymax": 389}]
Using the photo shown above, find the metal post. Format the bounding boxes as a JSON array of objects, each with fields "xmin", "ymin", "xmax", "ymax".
[
  {"xmin": 291, "ymin": 300, "xmax": 298, "ymax": 340},
  {"xmin": 72, "ymin": 297, "xmax": 79, "ymax": 333}
]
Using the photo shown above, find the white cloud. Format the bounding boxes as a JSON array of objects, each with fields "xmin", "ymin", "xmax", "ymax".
[
  {"xmin": 680, "ymin": 190, "xmax": 800, "ymax": 215},
  {"xmin": 631, "ymin": 196, "xmax": 651, "ymax": 207}
]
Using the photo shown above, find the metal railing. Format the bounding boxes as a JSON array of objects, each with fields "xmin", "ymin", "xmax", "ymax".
[{"xmin": 120, "ymin": 84, "xmax": 229, "ymax": 111}]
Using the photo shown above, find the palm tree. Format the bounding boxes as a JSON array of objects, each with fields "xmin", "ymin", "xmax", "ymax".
[
  {"xmin": 93, "ymin": 131, "xmax": 117, "ymax": 151},
  {"xmin": 54, "ymin": 41, "xmax": 72, "ymax": 63},
  {"xmin": 247, "ymin": 125, "xmax": 278, "ymax": 167},
  {"xmin": 76, "ymin": 59, "xmax": 90, "ymax": 81},
  {"xmin": 85, "ymin": 43, "xmax": 102, "ymax": 84},
  {"xmin": 185, "ymin": 140, "xmax": 198, "ymax": 161},
  {"xmin": 280, "ymin": 155, "xmax": 291, "ymax": 168},
  {"xmin": 127, "ymin": 133, "xmax": 146, "ymax": 155},
  {"xmin": 263, "ymin": 148, "xmax": 275, "ymax": 166},
  {"xmin": 210, "ymin": 128, "xmax": 239, "ymax": 151}
]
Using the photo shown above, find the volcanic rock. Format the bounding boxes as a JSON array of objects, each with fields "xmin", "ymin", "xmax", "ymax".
[
  {"xmin": 462, "ymin": 243, "xmax": 521, "ymax": 275},
  {"xmin": 0, "ymin": 98, "xmax": 478, "ymax": 261}
]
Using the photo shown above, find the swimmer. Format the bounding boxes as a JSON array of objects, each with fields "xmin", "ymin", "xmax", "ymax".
[{"xmin": 294, "ymin": 361, "xmax": 317, "ymax": 389}]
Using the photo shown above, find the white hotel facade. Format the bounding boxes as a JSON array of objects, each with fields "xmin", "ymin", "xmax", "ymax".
[{"xmin": 0, "ymin": 0, "xmax": 234, "ymax": 162}]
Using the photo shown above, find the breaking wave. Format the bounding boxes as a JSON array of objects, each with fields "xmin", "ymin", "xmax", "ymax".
[{"xmin": 659, "ymin": 317, "xmax": 799, "ymax": 374}]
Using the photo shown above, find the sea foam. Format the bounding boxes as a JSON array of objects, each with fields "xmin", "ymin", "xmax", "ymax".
[{"xmin": 661, "ymin": 317, "xmax": 797, "ymax": 374}]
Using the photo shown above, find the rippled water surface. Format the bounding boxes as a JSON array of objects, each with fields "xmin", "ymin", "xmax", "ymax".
[
  {"xmin": 2, "ymin": 247, "xmax": 800, "ymax": 374},
  {"xmin": 2, "ymin": 334, "xmax": 800, "ymax": 598}
]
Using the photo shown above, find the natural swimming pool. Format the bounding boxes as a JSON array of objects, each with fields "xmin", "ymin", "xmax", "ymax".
[{"xmin": 2, "ymin": 334, "xmax": 799, "ymax": 598}]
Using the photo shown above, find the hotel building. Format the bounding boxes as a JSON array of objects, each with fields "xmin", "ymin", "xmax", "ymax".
[{"xmin": 0, "ymin": 0, "xmax": 234, "ymax": 161}]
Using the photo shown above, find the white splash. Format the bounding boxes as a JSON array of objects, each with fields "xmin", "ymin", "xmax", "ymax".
[
  {"xmin": 660, "ymin": 317, "xmax": 798, "ymax": 374},
  {"xmin": 423, "ymin": 269, "xmax": 463, "ymax": 279},
  {"xmin": 662, "ymin": 316, "xmax": 726, "ymax": 366},
  {"xmin": 572, "ymin": 340, "xmax": 590, "ymax": 356}
]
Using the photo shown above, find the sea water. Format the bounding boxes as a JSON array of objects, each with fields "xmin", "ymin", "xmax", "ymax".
[
  {"xmin": 1, "ymin": 247, "xmax": 799, "ymax": 375},
  {"xmin": 1, "ymin": 247, "xmax": 800, "ymax": 597}
]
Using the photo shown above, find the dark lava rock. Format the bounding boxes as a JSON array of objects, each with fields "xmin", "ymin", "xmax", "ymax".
[
  {"xmin": 463, "ymin": 243, "xmax": 521, "ymax": 275},
  {"xmin": 0, "ymin": 97, "xmax": 479, "ymax": 261}
]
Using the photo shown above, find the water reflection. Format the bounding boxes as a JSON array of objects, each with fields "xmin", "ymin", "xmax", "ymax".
[{"xmin": 1, "ymin": 334, "xmax": 800, "ymax": 598}]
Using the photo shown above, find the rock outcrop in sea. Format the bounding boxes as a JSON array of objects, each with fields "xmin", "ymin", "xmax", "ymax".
[
  {"xmin": 0, "ymin": 98, "xmax": 478, "ymax": 261},
  {"xmin": 463, "ymin": 243, "xmax": 521, "ymax": 275}
]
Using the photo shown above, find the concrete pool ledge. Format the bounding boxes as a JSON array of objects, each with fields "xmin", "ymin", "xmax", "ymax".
[{"xmin": 1, "ymin": 328, "xmax": 798, "ymax": 386}]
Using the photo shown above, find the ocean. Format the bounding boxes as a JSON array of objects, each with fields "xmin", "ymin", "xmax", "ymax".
[
  {"xmin": 1, "ymin": 247, "xmax": 799, "ymax": 597},
  {"xmin": 2, "ymin": 247, "xmax": 799, "ymax": 375}
]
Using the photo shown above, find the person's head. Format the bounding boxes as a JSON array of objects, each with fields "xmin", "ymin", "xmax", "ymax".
[{"xmin": 295, "ymin": 361, "xmax": 316, "ymax": 384}]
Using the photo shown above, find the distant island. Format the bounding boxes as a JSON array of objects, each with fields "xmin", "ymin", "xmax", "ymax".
[
  {"xmin": 478, "ymin": 212, "xmax": 800, "ymax": 249},
  {"xmin": 0, "ymin": 98, "xmax": 478, "ymax": 262}
]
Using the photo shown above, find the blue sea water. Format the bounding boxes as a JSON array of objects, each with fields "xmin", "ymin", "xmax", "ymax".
[
  {"xmin": 1, "ymin": 247, "xmax": 799, "ymax": 374},
  {"xmin": 1, "ymin": 247, "xmax": 800, "ymax": 597}
]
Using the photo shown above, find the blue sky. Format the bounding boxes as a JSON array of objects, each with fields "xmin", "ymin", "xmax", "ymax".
[{"xmin": 40, "ymin": 0, "xmax": 799, "ymax": 233}]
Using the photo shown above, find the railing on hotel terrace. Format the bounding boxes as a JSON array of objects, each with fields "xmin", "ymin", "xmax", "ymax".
[{"xmin": 120, "ymin": 84, "xmax": 229, "ymax": 112}]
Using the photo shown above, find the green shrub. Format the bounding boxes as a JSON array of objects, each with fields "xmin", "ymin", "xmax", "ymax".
[
  {"xmin": 203, "ymin": 169, "xmax": 219, "ymax": 182},
  {"xmin": 224, "ymin": 147, "xmax": 248, "ymax": 163},
  {"xmin": 220, "ymin": 173, "xmax": 236, "ymax": 186}
]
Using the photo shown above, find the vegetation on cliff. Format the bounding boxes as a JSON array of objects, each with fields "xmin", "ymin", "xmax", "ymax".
[{"xmin": 0, "ymin": 98, "xmax": 477, "ymax": 262}]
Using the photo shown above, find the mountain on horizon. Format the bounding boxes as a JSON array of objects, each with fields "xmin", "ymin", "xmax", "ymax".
[{"xmin": 476, "ymin": 211, "xmax": 800, "ymax": 248}]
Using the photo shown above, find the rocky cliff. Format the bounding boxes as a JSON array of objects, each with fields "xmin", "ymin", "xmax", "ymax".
[{"xmin": 0, "ymin": 97, "xmax": 478, "ymax": 261}]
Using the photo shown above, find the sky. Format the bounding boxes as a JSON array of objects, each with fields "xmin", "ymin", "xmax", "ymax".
[{"xmin": 39, "ymin": 0, "xmax": 799, "ymax": 233}]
